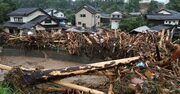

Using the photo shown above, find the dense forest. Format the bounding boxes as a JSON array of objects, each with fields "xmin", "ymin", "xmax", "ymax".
[{"xmin": 0, "ymin": 0, "xmax": 180, "ymax": 25}]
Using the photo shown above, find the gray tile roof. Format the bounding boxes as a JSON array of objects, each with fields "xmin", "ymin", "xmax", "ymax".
[
  {"xmin": 146, "ymin": 9, "xmax": 180, "ymax": 20},
  {"xmin": 100, "ymin": 13, "xmax": 110, "ymax": 18},
  {"xmin": 132, "ymin": 26, "xmax": 150, "ymax": 32},
  {"xmin": 150, "ymin": 25, "xmax": 171, "ymax": 32},
  {"xmin": 7, "ymin": 8, "xmax": 39, "ymax": 16},
  {"xmin": 146, "ymin": 13, "xmax": 180, "ymax": 20},
  {"xmin": 3, "ymin": 22, "xmax": 24, "ymax": 28},
  {"xmin": 19, "ymin": 15, "xmax": 48, "ymax": 29},
  {"xmin": 77, "ymin": 5, "xmax": 98, "ymax": 14},
  {"xmin": 160, "ymin": 9, "xmax": 179, "ymax": 14},
  {"xmin": 3, "ymin": 15, "xmax": 52, "ymax": 29}
]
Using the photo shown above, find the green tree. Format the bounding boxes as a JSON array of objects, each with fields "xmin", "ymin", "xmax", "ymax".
[
  {"xmin": 147, "ymin": 0, "xmax": 162, "ymax": 14},
  {"xmin": 119, "ymin": 16, "xmax": 146, "ymax": 31},
  {"xmin": 125, "ymin": 0, "xmax": 140, "ymax": 12},
  {"xmin": 167, "ymin": 0, "xmax": 180, "ymax": 12},
  {"xmin": 0, "ymin": 0, "xmax": 16, "ymax": 23}
]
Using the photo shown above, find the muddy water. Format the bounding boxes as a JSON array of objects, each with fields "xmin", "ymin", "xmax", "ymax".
[
  {"xmin": 1, "ymin": 48, "xmax": 103, "ymax": 64},
  {"xmin": 0, "ymin": 48, "xmax": 108, "ymax": 86}
]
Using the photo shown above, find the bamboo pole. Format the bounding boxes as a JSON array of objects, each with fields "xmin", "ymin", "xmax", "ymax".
[{"xmin": 54, "ymin": 81, "xmax": 105, "ymax": 94}]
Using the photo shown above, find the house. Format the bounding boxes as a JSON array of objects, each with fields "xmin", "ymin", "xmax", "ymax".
[
  {"xmin": 44, "ymin": 8, "xmax": 67, "ymax": 28},
  {"xmin": 146, "ymin": 9, "xmax": 180, "ymax": 26},
  {"xmin": 75, "ymin": 5, "xmax": 101, "ymax": 29},
  {"xmin": 146, "ymin": 9, "xmax": 180, "ymax": 37},
  {"xmin": 3, "ymin": 8, "xmax": 59, "ymax": 35},
  {"xmin": 45, "ymin": 8, "xmax": 65, "ymax": 18},
  {"xmin": 111, "ymin": 11, "xmax": 122, "ymax": 30}
]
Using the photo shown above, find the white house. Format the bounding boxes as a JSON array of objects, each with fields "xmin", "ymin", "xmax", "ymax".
[
  {"xmin": 44, "ymin": 9, "xmax": 65, "ymax": 18},
  {"xmin": 75, "ymin": 5, "xmax": 100, "ymax": 29},
  {"xmin": 3, "ymin": 8, "xmax": 59, "ymax": 35},
  {"xmin": 111, "ymin": 11, "xmax": 122, "ymax": 30}
]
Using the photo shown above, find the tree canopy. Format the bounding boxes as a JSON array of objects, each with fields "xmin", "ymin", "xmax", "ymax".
[
  {"xmin": 119, "ymin": 16, "xmax": 146, "ymax": 31},
  {"xmin": 167, "ymin": 0, "xmax": 180, "ymax": 12},
  {"xmin": 0, "ymin": 0, "xmax": 16, "ymax": 23}
]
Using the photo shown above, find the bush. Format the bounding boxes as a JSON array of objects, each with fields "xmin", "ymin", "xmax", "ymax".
[{"xmin": 0, "ymin": 83, "xmax": 20, "ymax": 94}]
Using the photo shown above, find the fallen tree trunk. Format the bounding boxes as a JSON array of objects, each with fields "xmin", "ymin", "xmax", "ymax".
[{"xmin": 23, "ymin": 56, "xmax": 140, "ymax": 84}]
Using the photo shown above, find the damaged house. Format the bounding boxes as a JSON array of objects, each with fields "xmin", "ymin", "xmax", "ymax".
[{"xmin": 3, "ymin": 8, "xmax": 59, "ymax": 35}]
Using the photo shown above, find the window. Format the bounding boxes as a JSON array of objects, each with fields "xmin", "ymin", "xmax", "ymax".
[
  {"xmin": 96, "ymin": 15, "xmax": 100, "ymax": 18},
  {"xmin": 80, "ymin": 14, "xmax": 86, "ymax": 17},
  {"xmin": 82, "ymin": 23, "xmax": 86, "ymax": 27},
  {"xmin": 78, "ymin": 22, "xmax": 81, "ymax": 25},
  {"xmin": 45, "ymin": 19, "xmax": 51, "ymax": 23},
  {"xmin": 14, "ymin": 17, "xmax": 23, "ymax": 22}
]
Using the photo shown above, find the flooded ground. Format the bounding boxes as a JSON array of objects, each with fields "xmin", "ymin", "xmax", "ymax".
[{"xmin": 0, "ymin": 48, "xmax": 108, "ymax": 88}]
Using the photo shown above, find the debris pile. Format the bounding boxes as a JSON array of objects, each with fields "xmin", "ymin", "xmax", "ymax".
[
  {"xmin": 1, "ymin": 31, "xmax": 177, "ymax": 60},
  {"xmin": 0, "ymin": 30, "xmax": 179, "ymax": 94}
]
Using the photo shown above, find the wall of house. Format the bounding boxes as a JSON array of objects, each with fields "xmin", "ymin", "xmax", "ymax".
[
  {"xmin": 95, "ymin": 14, "xmax": 101, "ymax": 27},
  {"xmin": 164, "ymin": 20, "xmax": 179, "ymax": 25},
  {"xmin": 75, "ymin": 9, "xmax": 100, "ymax": 28},
  {"xmin": 111, "ymin": 20, "xmax": 120, "ymax": 29},
  {"xmin": 23, "ymin": 11, "xmax": 45, "ymax": 23},
  {"xmin": 147, "ymin": 20, "xmax": 164, "ymax": 26},
  {"xmin": 47, "ymin": 10, "xmax": 65, "ymax": 18},
  {"xmin": 41, "ymin": 20, "xmax": 57, "ymax": 25},
  {"xmin": 55, "ymin": 12, "xmax": 65, "ymax": 18}
]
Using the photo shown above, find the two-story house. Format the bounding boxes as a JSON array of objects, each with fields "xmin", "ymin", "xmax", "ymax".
[
  {"xmin": 3, "ymin": 8, "xmax": 59, "ymax": 35},
  {"xmin": 75, "ymin": 5, "xmax": 100, "ymax": 29},
  {"xmin": 146, "ymin": 9, "xmax": 180, "ymax": 26},
  {"xmin": 146, "ymin": 9, "xmax": 180, "ymax": 37}
]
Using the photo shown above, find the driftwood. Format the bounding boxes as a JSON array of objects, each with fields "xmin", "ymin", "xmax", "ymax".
[
  {"xmin": 0, "ymin": 31, "xmax": 166, "ymax": 60},
  {"xmin": 0, "ymin": 56, "xmax": 140, "ymax": 94},
  {"xmin": 17, "ymin": 56, "xmax": 141, "ymax": 85}
]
